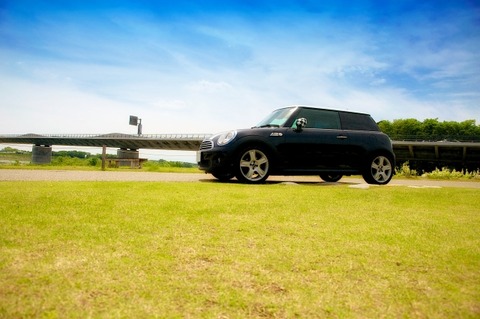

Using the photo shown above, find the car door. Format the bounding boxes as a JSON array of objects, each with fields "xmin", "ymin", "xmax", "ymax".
[
  {"xmin": 337, "ymin": 112, "xmax": 380, "ymax": 169},
  {"xmin": 278, "ymin": 109, "xmax": 345, "ymax": 171}
]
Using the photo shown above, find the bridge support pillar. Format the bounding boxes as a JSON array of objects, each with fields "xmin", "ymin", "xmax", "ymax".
[
  {"xmin": 32, "ymin": 145, "xmax": 52, "ymax": 164},
  {"xmin": 117, "ymin": 148, "xmax": 139, "ymax": 159},
  {"xmin": 117, "ymin": 148, "xmax": 139, "ymax": 167}
]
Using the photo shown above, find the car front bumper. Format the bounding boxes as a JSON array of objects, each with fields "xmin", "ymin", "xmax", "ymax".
[{"xmin": 197, "ymin": 150, "xmax": 234, "ymax": 174}]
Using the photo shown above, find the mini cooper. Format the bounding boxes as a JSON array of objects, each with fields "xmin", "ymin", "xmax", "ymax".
[{"xmin": 197, "ymin": 106, "xmax": 395, "ymax": 184}]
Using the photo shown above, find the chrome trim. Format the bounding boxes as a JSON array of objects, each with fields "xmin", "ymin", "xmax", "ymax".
[
  {"xmin": 199, "ymin": 140, "xmax": 214, "ymax": 150},
  {"xmin": 270, "ymin": 132, "xmax": 283, "ymax": 137}
]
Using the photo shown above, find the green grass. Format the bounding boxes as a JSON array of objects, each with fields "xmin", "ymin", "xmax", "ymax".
[
  {"xmin": 1, "ymin": 181, "xmax": 479, "ymax": 318},
  {"xmin": 0, "ymin": 160, "xmax": 199, "ymax": 173},
  {"xmin": 1, "ymin": 151, "xmax": 199, "ymax": 173}
]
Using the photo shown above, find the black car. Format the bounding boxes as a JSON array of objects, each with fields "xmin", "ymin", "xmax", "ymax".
[{"xmin": 197, "ymin": 106, "xmax": 395, "ymax": 184}]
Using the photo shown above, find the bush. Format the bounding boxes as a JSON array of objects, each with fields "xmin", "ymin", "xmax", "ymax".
[
  {"xmin": 395, "ymin": 162, "xmax": 418, "ymax": 178},
  {"xmin": 422, "ymin": 167, "xmax": 480, "ymax": 180},
  {"xmin": 51, "ymin": 156, "xmax": 88, "ymax": 166},
  {"xmin": 395, "ymin": 162, "xmax": 480, "ymax": 180},
  {"xmin": 88, "ymin": 157, "xmax": 99, "ymax": 166},
  {"xmin": 142, "ymin": 160, "xmax": 198, "ymax": 173}
]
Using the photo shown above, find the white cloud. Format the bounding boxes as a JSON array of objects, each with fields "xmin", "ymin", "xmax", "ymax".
[
  {"xmin": 0, "ymin": 76, "xmax": 136, "ymax": 134},
  {"xmin": 150, "ymin": 99, "xmax": 188, "ymax": 111},
  {"xmin": 188, "ymin": 80, "xmax": 232, "ymax": 93}
]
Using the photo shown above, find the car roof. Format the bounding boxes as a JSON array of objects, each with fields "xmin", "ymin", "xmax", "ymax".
[{"xmin": 282, "ymin": 105, "xmax": 371, "ymax": 116}]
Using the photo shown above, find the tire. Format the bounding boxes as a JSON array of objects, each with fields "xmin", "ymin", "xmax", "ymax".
[
  {"xmin": 320, "ymin": 174, "xmax": 343, "ymax": 182},
  {"xmin": 212, "ymin": 172, "xmax": 234, "ymax": 182},
  {"xmin": 362, "ymin": 154, "xmax": 394, "ymax": 185},
  {"xmin": 235, "ymin": 147, "xmax": 270, "ymax": 183}
]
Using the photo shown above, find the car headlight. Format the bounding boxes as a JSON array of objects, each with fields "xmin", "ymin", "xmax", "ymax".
[{"xmin": 217, "ymin": 130, "xmax": 237, "ymax": 146}]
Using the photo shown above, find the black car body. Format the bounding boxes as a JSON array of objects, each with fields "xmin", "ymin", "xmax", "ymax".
[{"xmin": 197, "ymin": 106, "xmax": 395, "ymax": 184}]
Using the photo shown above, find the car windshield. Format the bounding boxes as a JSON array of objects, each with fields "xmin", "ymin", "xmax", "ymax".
[{"xmin": 255, "ymin": 107, "xmax": 296, "ymax": 127}]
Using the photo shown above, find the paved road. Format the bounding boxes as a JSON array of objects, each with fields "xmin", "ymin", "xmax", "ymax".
[{"xmin": 1, "ymin": 169, "xmax": 479, "ymax": 188}]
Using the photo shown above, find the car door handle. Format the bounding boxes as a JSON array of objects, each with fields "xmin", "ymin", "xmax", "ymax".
[{"xmin": 337, "ymin": 135, "xmax": 348, "ymax": 139}]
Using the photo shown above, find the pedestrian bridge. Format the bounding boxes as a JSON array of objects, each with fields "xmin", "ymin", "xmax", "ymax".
[{"xmin": 1, "ymin": 133, "xmax": 479, "ymax": 170}]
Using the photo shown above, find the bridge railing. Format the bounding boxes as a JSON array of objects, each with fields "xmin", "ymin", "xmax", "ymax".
[{"xmin": 0, "ymin": 133, "xmax": 212, "ymax": 139}]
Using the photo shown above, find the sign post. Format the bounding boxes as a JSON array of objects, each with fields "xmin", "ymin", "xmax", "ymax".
[
  {"xmin": 101, "ymin": 145, "xmax": 106, "ymax": 171},
  {"xmin": 129, "ymin": 115, "xmax": 142, "ymax": 135}
]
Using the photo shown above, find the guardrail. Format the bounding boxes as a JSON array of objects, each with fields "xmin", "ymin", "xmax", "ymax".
[{"xmin": 392, "ymin": 141, "xmax": 480, "ymax": 171}]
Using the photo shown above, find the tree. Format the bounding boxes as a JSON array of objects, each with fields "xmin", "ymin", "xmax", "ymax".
[{"xmin": 378, "ymin": 118, "xmax": 480, "ymax": 141}]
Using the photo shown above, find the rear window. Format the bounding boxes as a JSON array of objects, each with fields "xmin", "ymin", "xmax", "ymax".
[{"xmin": 340, "ymin": 112, "xmax": 379, "ymax": 131}]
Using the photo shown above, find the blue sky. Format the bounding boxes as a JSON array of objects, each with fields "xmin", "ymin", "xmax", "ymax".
[{"xmin": 1, "ymin": 0, "xmax": 479, "ymax": 137}]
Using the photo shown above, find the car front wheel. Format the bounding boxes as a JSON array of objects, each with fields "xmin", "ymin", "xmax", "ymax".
[
  {"xmin": 236, "ymin": 147, "xmax": 270, "ymax": 183},
  {"xmin": 362, "ymin": 154, "xmax": 394, "ymax": 185}
]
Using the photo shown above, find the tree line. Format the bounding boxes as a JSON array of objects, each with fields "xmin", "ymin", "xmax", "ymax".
[{"xmin": 377, "ymin": 118, "xmax": 480, "ymax": 141}]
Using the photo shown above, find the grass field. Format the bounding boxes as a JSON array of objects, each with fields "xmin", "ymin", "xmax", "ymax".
[{"xmin": 0, "ymin": 181, "xmax": 479, "ymax": 318}]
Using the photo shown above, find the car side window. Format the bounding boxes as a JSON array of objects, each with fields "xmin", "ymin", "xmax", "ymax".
[
  {"xmin": 339, "ymin": 113, "xmax": 379, "ymax": 131},
  {"xmin": 292, "ymin": 109, "xmax": 341, "ymax": 129}
]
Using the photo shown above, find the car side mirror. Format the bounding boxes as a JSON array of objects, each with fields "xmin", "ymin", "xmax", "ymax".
[{"xmin": 295, "ymin": 118, "xmax": 308, "ymax": 132}]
